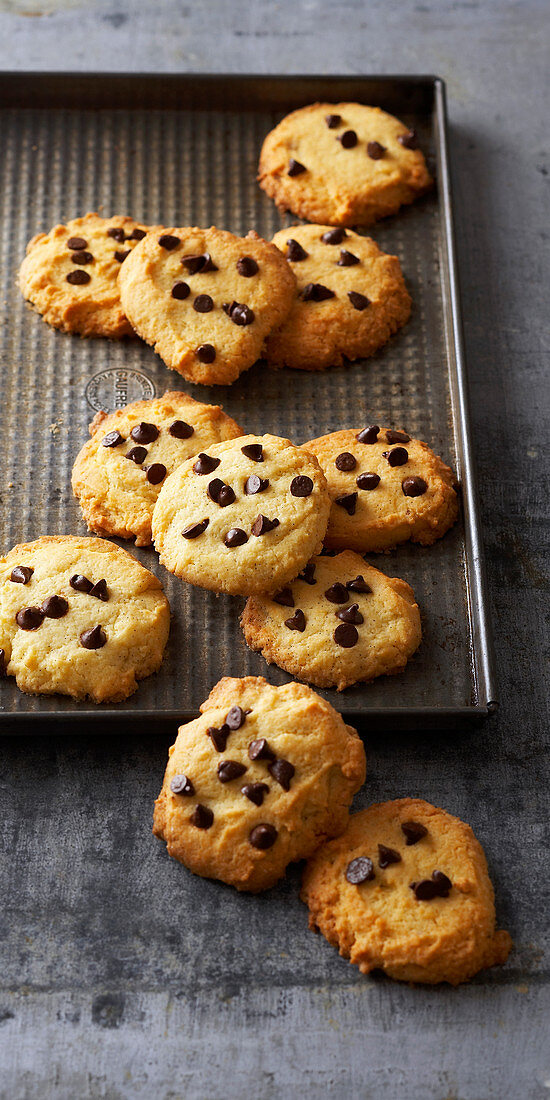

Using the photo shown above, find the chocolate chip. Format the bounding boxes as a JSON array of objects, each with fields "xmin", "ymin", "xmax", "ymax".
[
  {"xmin": 401, "ymin": 820, "xmax": 428, "ymax": 845},
  {"xmin": 129, "ymin": 228, "xmax": 147, "ymax": 240},
  {"xmin": 205, "ymin": 478, "xmax": 229, "ymax": 506},
  {"xmin": 79, "ymin": 625, "xmax": 106, "ymax": 649},
  {"xmin": 226, "ymin": 705, "xmax": 246, "ymax": 730},
  {"xmin": 346, "ymin": 575, "xmax": 372, "ymax": 594},
  {"xmin": 190, "ymin": 804, "xmax": 213, "ymax": 829},
  {"xmin": 236, "ymin": 256, "xmax": 258, "ymax": 277},
  {"xmin": 241, "ymin": 443, "xmax": 263, "ymax": 461},
  {"xmin": 249, "ymin": 823, "xmax": 277, "ymax": 849},
  {"xmin": 251, "ymin": 515, "xmax": 279, "ymax": 536},
  {"xmin": 193, "ymin": 453, "xmax": 220, "ymax": 475},
  {"xmin": 158, "ymin": 234, "xmax": 180, "ymax": 250},
  {"xmin": 67, "ymin": 236, "xmax": 87, "ymax": 250},
  {"xmin": 71, "ymin": 250, "xmax": 93, "ymax": 265},
  {"xmin": 145, "ymin": 463, "xmax": 167, "ymax": 485},
  {"xmin": 336, "ymin": 493, "xmax": 357, "ymax": 515},
  {"xmin": 169, "ymin": 420, "xmax": 194, "ymax": 439},
  {"xmin": 40, "ymin": 594, "xmax": 68, "ymax": 618},
  {"xmin": 10, "ymin": 566, "xmax": 33, "ymax": 585},
  {"xmin": 114, "ymin": 249, "xmax": 130, "ymax": 263},
  {"xmin": 385, "ymin": 447, "xmax": 408, "ymax": 467},
  {"xmin": 273, "ymin": 587, "xmax": 294, "ymax": 607},
  {"xmin": 171, "ymin": 281, "xmax": 190, "ymax": 300},
  {"xmin": 268, "ymin": 758, "xmax": 295, "ymax": 791},
  {"xmin": 356, "ymin": 425, "xmax": 379, "ymax": 444},
  {"xmin": 378, "ymin": 844, "xmax": 402, "ymax": 868},
  {"xmin": 299, "ymin": 563, "xmax": 316, "ymax": 585},
  {"xmin": 182, "ymin": 519, "xmax": 209, "ymax": 539},
  {"xmin": 301, "ymin": 283, "xmax": 335, "ymax": 302},
  {"xmin": 244, "ymin": 474, "xmax": 268, "ymax": 495},
  {"xmin": 321, "ymin": 227, "xmax": 347, "ymax": 245},
  {"xmin": 227, "ymin": 301, "xmax": 254, "ymax": 326},
  {"xmin": 126, "ymin": 446, "xmax": 147, "ymax": 464},
  {"xmin": 336, "ymin": 603, "xmax": 363, "ymax": 625},
  {"xmin": 248, "ymin": 738, "xmax": 275, "ymax": 762},
  {"xmin": 241, "ymin": 782, "xmax": 269, "ymax": 806},
  {"xmin": 0, "ymin": 649, "xmax": 6, "ymax": 676},
  {"xmin": 189, "ymin": 252, "xmax": 218, "ymax": 273},
  {"xmin": 356, "ymin": 473, "xmax": 380, "ymax": 491},
  {"xmin": 367, "ymin": 140, "xmax": 386, "ymax": 160},
  {"xmin": 334, "ymin": 623, "xmax": 358, "ymax": 647},
  {"xmin": 66, "ymin": 270, "xmax": 90, "ymax": 285},
  {"xmin": 339, "ymin": 129, "xmax": 357, "ymax": 148},
  {"xmin": 411, "ymin": 871, "xmax": 452, "ymax": 901},
  {"xmin": 89, "ymin": 579, "xmax": 109, "ymax": 602},
  {"xmin": 107, "ymin": 227, "xmax": 125, "ymax": 242},
  {"xmin": 431, "ymin": 870, "xmax": 452, "ymax": 894},
  {"xmin": 16, "ymin": 606, "xmax": 44, "ymax": 630},
  {"xmin": 402, "ymin": 476, "xmax": 428, "ymax": 497},
  {"xmin": 170, "ymin": 774, "xmax": 195, "ymax": 795},
  {"xmin": 290, "ymin": 475, "xmax": 313, "ymax": 497},
  {"xmin": 335, "ymin": 452, "xmax": 357, "ymax": 472},
  {"xmin": 398, "ymin": 128, "xmax": 418, "ymax": 150},
  {"xmin": 338, "ymin": 249, "xmax": 360, "ymax": 267},
  {"xmin": 218, "ymin": 760, "xmax": 247, "ymax": 783},
  {"xmin": 286, "ymin": 238, "xmax": 308, "ymax": 262},
  {"xmin": 70, "ymin": 574, "xmax": 93, "ymax": 594},
  {"xmin": 131, "ymin": 422, "xmax": 159, "ymax": 444},
  {"xmin": 193, "ymin": 294, "xmax": 214, "ymax": 313},
  {"xmin": 208, "ymin": 725, "xmax": 230, "ymax": 752},
  {"xmin": 386, "ymin": 430, "xmax": 410, "ymax": 444},
  {"xmin": 324, "ymin": 583, "xmax": 349, "ymax": 604},
  {"xmin": 325, "ymin": 113, "xmax": 341, "ymax": 128},
  {"xmin": 102, "ymin": 430, "xmax": 125, "ymax": 448},
  {"xmin": 284, "ymin": 609, "xmax": 306, "ymax": 632},
  {"xmin": 224, "ymin": 528, "xmax": 248, "ymax": 548},
  {"xmin": 348, "ymin": 291, "xmax": 370, "ymax": 311},
  {"xmin": 288, "ymin": 158, "xmax": 306, "ymax": 176},
  {"xmin": 345, "ymin": 857, "xmax": 374, "ymax": 885}
]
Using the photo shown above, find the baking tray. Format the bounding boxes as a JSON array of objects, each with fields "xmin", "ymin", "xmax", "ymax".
[{"xmin": 0, "ymin": 73, "xmax": 496, "ymax": 729}]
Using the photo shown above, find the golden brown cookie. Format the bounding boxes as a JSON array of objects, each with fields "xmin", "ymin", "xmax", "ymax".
[
  {"xmin": 118, "ymin": 226, "xmax": 296, "ymax": 385},
  {"xmin": 0, "ymin": 536, "xmax": 170, "ymax": 702},
  {"xmin": 18, "ymin": 213, "xmax": 151, "ymax": 337},
  {"xmin": 153, "ymin": 676, "xmax": 366, "ymax": 892},
  {"xmin": 72, "ymin": 391, "xmax": 244, "ymax": 546},
  {"xmin": 258, "ymin": 102, "xmax": 432, "ymax": 226},
  {"xmin": 301, "ymin": 799, "xmax": 512, "ymax": 985},
  {"xmin": 302, "ymin": 425, "xmax": 459, "ymax": 550},
  {"xmin": 241, "ymin": 551, "xmax": 421, "ymax": 691}
]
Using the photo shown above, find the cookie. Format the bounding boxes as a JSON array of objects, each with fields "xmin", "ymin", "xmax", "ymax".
[
  {"xmin": 18, "ymin": 213, "xmax": 151, "ymax": 338},
  {"xmin": 152, "ymin": 433, "xmax": 330, "ymax": 596},
  {"xmin": 301, "ymin": 799, "xmax": 512, "ymax": 985},
  {"xmin": 302, "ymin": 425, "xmax": 459, "ymax": 551},
  {"xmin": 258, "ymin": 102, "xmax": 432, "ymax": 226},
  {"xmin": 72, "ymin": 391, "xmax": 244, "ymax": 547},
  {"xmin": 241, "ymin": 550, "xmax": 421, "ymax": 690},
  {"xmin": 118, "ymin": 226, "xmax": 296, "ymax": 385},
  {"xmin": 153, "ymin": 675, "xmax": 366, "ymax": 892},
  {"xmin": 266, "ymin": 225, "xmax": 411, "ymax": 371},
  {"xmin": 0, "ymin": 536, "xmax": 170, "ymax": 702}
]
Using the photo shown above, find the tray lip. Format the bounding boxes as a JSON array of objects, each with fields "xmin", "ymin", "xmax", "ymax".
[{"xmin": 0, "ymin": 69, "xmax": 498, "ymax": 724}]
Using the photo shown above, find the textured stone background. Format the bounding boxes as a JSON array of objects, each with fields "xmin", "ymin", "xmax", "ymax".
[{"xmin": 0, "ymin": 1, "xmax": 548, "ymax": 1097}]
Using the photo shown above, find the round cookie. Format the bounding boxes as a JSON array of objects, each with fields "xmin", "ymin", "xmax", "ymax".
[
  {"xmin": 302, "ymin": 425, "xmax": 459, "ymax": 550},
  {"xmin": 118, "ymin": 226, "xmax": 297, "ymax": 385},
  {"xmin": 258, "ymin": 102, "xmax": 432, "ymax": 227},
  {"xmin": 153, "ymin": 675, "xmax": 366, "ymax": 892},
  {"xmin": 301, "ymin": 799, "xmax": 512, "ymax": 985},
  {"xmin": 241, "ymin": 550, "xmax": 421, "ymax": 691},
  {"xmin": 18, "ymin": 213, "xmax": 151, "ymax": 338},
  {"xmin": 72, "ymin": 391, "xmax": 244, "ymax": 547},
  {"xmin": 0, "ymin": 536, "xmax": 170, "ymax": 703},
  {"xmin": 266, "ymin": 225, "xmax": 411, "ymax": 371},
  {"xmin": 151, "ymin": 433, "xmax": 330, "ymax": 597}
]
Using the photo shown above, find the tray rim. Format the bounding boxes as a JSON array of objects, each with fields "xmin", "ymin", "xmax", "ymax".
[{"xmin": 0, "ymin": 70, "xmax": 498, "ymax": 727}]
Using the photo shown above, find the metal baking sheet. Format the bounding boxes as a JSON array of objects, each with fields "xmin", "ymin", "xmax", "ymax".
[{"xmin": 0, "ymin": 73, "xmax": 496, "ymax": 728}]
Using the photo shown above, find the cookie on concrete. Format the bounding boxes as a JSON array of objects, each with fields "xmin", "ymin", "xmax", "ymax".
[
  {"xmin": 258, "ymin": 102, "xmax": 432, "ymax": 226},
  {"xmin": 118, "ymin": 226, "xmax": 296, "ymax": 385},
  {"xmin": 0, "ymin": 536, "xmax": 170, "ymax": 702},
  {"xmin": 153, "ymin": 675, "xmax": 366, "ymax": 892},
  {"xmin": 266, "ymin": 224, "xmax": 411, "ymax": 370},
  {"xmin": 72, "ymin": 391, "xmax": 244, "ymax": 547},
  {"xmin": 152, "ymin": 433, "xmax": 330, "ymax": 596},
  {"xmin": 241, "ymin": 550, "xmax": 421, "ymax": 691},
  {"xmin": 302, "ymin": 425, "xmax": 459, "ymax": 550},
  {"xmin": 301, "ymin": 798, "xmax": 512, "ymax": 985},
  {"xmin": 18, "ymin": 213, "xmax": 151, "ymax": 337}
]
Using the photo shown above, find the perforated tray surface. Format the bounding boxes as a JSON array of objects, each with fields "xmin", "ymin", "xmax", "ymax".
[{"xmin": 0, "ymin": 74, "xmax": 496, "ymax": 726}]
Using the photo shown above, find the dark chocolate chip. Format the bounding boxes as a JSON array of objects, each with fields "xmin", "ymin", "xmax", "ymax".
[
  {"xmin": 236, "ymin": 256, "xmax": 259, "ymax": 277},
  {"xmin": 273, "ymin": 587, "xmax": 294, "ymax": 607},
  {"xmin": 169, "ymin": 420, "xmax": 194, "ymax": 439},
  {"xmin": 114, "ymin": 249, "xmax": 130, "ymax": 263},
  {"xmin": 66, "ymin": 270, "xmax": 90, "ymax": 285},
  {"xmin": 0, "ymin": 649, "xmax": 6, "ymax": 676},
  {"xmin": 284, "ymin": 609, "xmax": 306, "ymax": 632},
  {"xmin": 208, "ymin": 478, "xmax": 227, "ymax": 504},
  {"xmin": 40, "ymin": 594, "xmax": 69, "ymax": 618},
  {"xmin": 367, "ymin": 140, "xmax": 386, "ymax": 159},
  {"xmin": 378, "ymin": 844, "xmax": 402, "ymax": 868},
  {"xmin": 398, "ymin": 128, "xmax": 418, "ymax": 150},
  {"xmin": 325, "ymin": 113, "xmax": 341, "ymax": 128},
  {"xmin": 209, "ymin": 479, "xmax": 235, "ymax": 507},
  {"xmin": 89, "ymin": 579, "xmax": 109, "ymax": 602},
  {"xmin": 346, "ymin": 857, "xmax": 374, "ymax": 885},
  {"xmin": 67, "ymin": 236, "xmax": 87, "ymax": 250},
  {"xmin": 241, "ymin": 443, "xmax": 263, "ymax": 462},
  {"xmin": 241, "ymin": 782, "xmax": 269, "ymax": 806},
  {"xmin": 185, "ymin": 252, "xmax": 218, "ymax": 273},
  {"xmin": 248, "ymin": 738, "xmax": 276, "ymax": 762},
  {"xmin": 339, "ymin": 129, "xmax": 357, "ymax": 148},
  {"xmin": 170, "ymin": 773, "xmax": 195, "ymax": 796},
  {"xmin": 129, "ymin": 228, "xmax": 147, "ymax": 240},
  {"xmin": 335, "ymin": 492, "xmax": 357, "ymax": 515},
  {"xmin": 126, "ymin": 446, "xmax": 147, "ymax": 464},
  {"xmin": 71, "ymin": 250, "xmax": 93, "ymax": 265},
  {"xmin": 107, "ymin": 227, "xmax": 125, "ymax": 242},
  {"xmin": 218, "ymin": 760, "xmax": 247, "ymax": 783},
  {"xmin": 346, "ymin": 575, "xmax": 372, "ymax": 594},
  {"xmin": 401, "ymin": 820, "xmax": 428, "ymax": 845},
  {"xmin": 171, "ymin": 281, "xmax": 190, "ymax": 300},
  {"xmin": 208, "ymin": 725, "xmax": 230, "ymax": 752},
  {"xmin": 193, "ymin": 294, "xmax": 214, "ymax": 313},
  {"xmin": 190, "ymin": 804, "xmax": 213, "ymax": 829},
  {"xmin": 70, "ymin": 574, "xmax": 93, "ymax": 594},
  {"xmin": 131, "ymin": 422, "xmax": 159, "ymax": 444},
  {"xmin": 356, "ymin": 425, "xmax": 379, "ymax": 444},
  {"xmin": 16, "ymin": 606, "xmax": 44, "ymax": 630},
  {"xmin": 290, "ymin": 475, "xmax": 313, "ymax": 497},
  {"xmin": 402, "ymin": 476, "xmax": 428, "ymax": 497},
  {"xmin": 334, "ymin": 623, "xmax": 358, "ymax": 648},
  {"xmin": 335, "ymin": 451, "xmax": 357, "ymax": 472},
  {"xmin": 386, "ymin": 430, "xmax": 410, "ymax": 444},
  {"xmin": 301, "ymin": 282, "xmax": 335, "ymax": 302},
  {"xmin": 79, "ymin": 625, "xmax": 106, "ymax": 649},
  {"xmin": 224, "ymin": 528, "xmax": 248, "ymax": 548},
  {"xmin": 251, "ymin": 515, "xmax": 279, "ymax": 536},
  {"xmin": 286, "ymin": 238, "xmax": 309, "ymax": 262},
  {"xmin": 288, "ymin": 158, "xmax": 306, "ymax": 176},
  {"xmin": 324, "ymin": 583, "xmax": 349, "ymax": 604},
  {"xmin": 182, "ymin": 519, "xmax": 209, "ymax": 539},
  {"xmin": 410, "ymin": 879, "xmax": 438, "ymax": 901},
  {"xmin": 321, "ymin": 227, "xmax": 347, "ymax": 245},
  {"xmin": 268, "ymin": 758, "xmax": 295, "ymax": 791},
  {"xmin": 336, "ymin": 602, "xmax": 364, "ymax": 625},
  {"xmin": 348, "ymin": 291, "xmax": 370, "ymax": 311},
  {"xmin": 244, "ymin": 474, "xmax": 268, "ymax": 495},
  {"xmin": 299, "ymin": 563, "xmax": 316, "ymax": 585},
  {"xmin": 145, "ymin": 463, "xmax": 167, "ymax": 485},
  {"xmin": 338, "ymin": 249, "xmax": 360, "ymax": 267},
  {"xmin": 356, "ymin": 473, "xmax": 380, "ymax": 491},
  {"xmin": 431, "ymin": 870, "xmax": 452, "ymax": 894},
  {"xmin": 193, "ymin": 453, "xmax": 220, "ymax": 475},
  {"xmin": 385, "ymin": 447, "xmax": 408, "ymax": 467},
  {"xmin": 102, "ymin": 430, "xmax": 125, "ymax": 448},
  {"xmin": 226, "ymin": 705, "xmax": 246, "ymax": 730},
  {"xmin": 227, "ymin": 302, "xmax": 255, "ymax": 326},
  {"xmin": 249, "ymin": 823, "xmax": 277, "ymax": 849},
  {"xmin": 158, "ymin": 234, "xmax": 180, "ymax": 250},
  {"xmin": 10, "ymin": 566, "xmax": 33, "ymax": 585}
]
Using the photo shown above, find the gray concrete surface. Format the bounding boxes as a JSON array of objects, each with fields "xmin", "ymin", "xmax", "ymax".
[{"xmin": 0, "ymin": 1, "xmax": 548, "ymax": 1097}]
